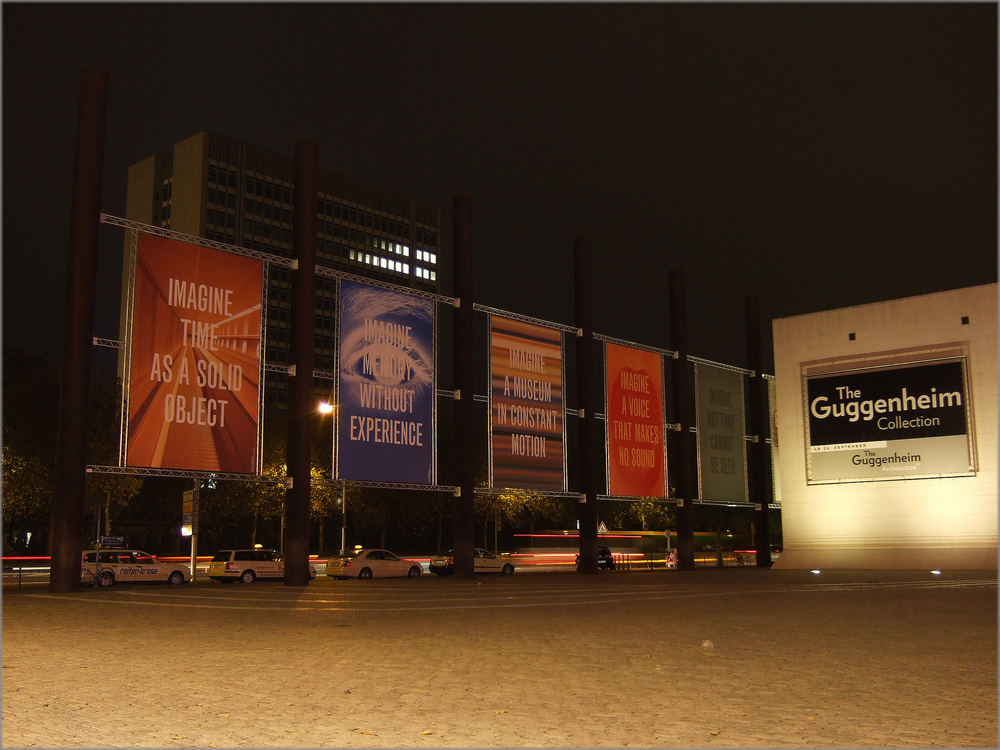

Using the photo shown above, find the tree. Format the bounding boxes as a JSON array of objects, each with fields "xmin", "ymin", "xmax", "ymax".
[
  {"xmin": 604, "ymin": 498, "xmax": 675, "ymax": 532},
  {"xmin": 473, "ymin": 491, "xmax": 506, "ymax": 550},
  {"xmin": 1, "ymin": 445, "xmax": 52, "ymax": 551},
  {"xmin": 2, "ymin": 348, "xmax": 58, "ymax": 551},
  {"xmin": 83, "ymin": 372, "xmax": 142, "ymax": 538},
  {"xmin": 251, "ymin": 450, "xmax": 287, "ymax": 547},
  {"xmin": 84, "ymin": 472, "xmax": 143, "ymax": 539},
  {"xmin": 503, "ymin": 489, "xmax": 566, "ymax": 537},
  {"xmin": 349, "ymin": 487, "xmax": 396, "ymax": 549},
  {"xmin": 310, "ymin": 466, "xmax": 339, "ymax": 554}
]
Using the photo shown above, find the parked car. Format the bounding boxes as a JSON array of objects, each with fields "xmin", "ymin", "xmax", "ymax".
[
  {"xmin": 207, "ymin": 548, "xmax": 316, "ymax": 583},
  {"xmin": 325, "ymin": 548, "xmax": 423, "ymax": 579},
  {"xmin": 429, "ymin": 548, "xmax": 515, "ymax": 576},
  {"xmin": 575, "ymin": 545, "xmax": 615, "ymax": 571},
  {"xmin": 81, "ymin": 548, "xmax": 190, "ymax": 587}
]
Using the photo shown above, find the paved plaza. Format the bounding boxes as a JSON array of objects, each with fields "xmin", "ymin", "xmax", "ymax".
[{"xmin": 2, "ymin": 568, "xmax": 996, "ymax": 748}]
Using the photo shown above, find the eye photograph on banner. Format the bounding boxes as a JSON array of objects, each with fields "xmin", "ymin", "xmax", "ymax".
[
  {"xmin": 490, "ymin": 315, "xmax": 565, "ymax": 491},
  {"xmin": 126, "ymin": 233, "xmax": 263, "ymax": 473},
  {"xmin": 337, "ymin": 280, "xmax": 435, "ymax": 484},
  {"xmin": 604, "ymin": 343, "xmax": 666, "ymax": 498}
]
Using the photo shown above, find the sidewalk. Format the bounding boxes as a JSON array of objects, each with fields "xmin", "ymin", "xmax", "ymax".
[{"xmin": 2, "ymin": 568, "xmax": 996, "ymax": 748}]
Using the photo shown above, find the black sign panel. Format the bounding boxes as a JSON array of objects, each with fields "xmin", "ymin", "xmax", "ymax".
[{"xmin": 806, "ymin": 360, "xmax": 967, "ymax": 446}]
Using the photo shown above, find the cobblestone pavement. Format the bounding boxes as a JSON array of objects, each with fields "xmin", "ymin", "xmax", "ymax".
[{"xmin": 2, "ymin": 568, "xmax": 996, "ymax": 748}]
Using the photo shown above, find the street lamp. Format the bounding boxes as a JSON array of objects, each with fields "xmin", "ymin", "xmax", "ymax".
[{"xmin": 317, "ymin": 401, "xmax": 346, "ymax": 555}]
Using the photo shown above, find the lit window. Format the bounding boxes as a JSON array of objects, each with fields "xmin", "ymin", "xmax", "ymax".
[
  {"xmin": 430, "ymin": 270, "xmax": 436, "ymax": 281},
  {"xmin": 395, "ymin": 243, "xmax": 401, "ymax": 254},
  {"xmin": 403, "ymin": 246, "xmax": 409, "ymax": 257},
  {"xmin": 349, "ymin": 250, "xmax": 355, "ymax": 261},
  {"xmin": 365, "ymin": 253, "xmax": 371, "ymax": 264},
  {"xmin": 381, "ymin": 240, "xmax": 387, "ymax": 250},
  {"xmin": 430, "ymin": 253, "xmax": 437, "ymax": 264},
  {"xmin": 380, "ymin": 257, "xmax": 387, "ymax": 268},
  {"xmin": 403, "ymin": 264, "xmax": 409, "ymax": 274}
]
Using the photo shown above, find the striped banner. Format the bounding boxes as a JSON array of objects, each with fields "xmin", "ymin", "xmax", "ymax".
[{"xmin": 490, "ymin": 316, "xmax": 565, "ymax": 491}]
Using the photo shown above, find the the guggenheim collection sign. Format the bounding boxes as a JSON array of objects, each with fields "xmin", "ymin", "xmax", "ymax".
[{"xmin": 804, "ymin": 357, "xmax": 975, "ymax": 483}]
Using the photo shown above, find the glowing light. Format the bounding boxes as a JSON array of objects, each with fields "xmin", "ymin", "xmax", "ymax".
[
  {"xmin": 513, "ymin": 533, "xmax": 642, "ymax": 539},
  {"xmin": 931, "ymin": 569, "xmax": 942, "ymax": 575},
  {"xmin": 317, "ymin": 401, "xmax": 334, "ymax": 415},
  {"xmin": 811, "ymin": 569, "xmax": 822, "ymax": 575}
]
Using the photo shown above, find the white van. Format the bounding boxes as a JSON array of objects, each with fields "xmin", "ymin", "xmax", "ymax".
[{"xmin": 207, "ymin": 549, "xmax": 316, "ymax": 583}]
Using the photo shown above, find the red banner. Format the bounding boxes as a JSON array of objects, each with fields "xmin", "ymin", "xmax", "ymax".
[
  {"xmin": 126, "ymin": 234, "xmax": 263, "ymax": 473},
  {"xmin": 605, "ymin": 343, "xmax": 665, "ymax": 497}
]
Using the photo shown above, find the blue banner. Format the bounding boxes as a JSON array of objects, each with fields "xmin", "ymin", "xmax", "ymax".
[{"xmin": 337, "ymin": 281, "xmax": 435, "ymax": 483}]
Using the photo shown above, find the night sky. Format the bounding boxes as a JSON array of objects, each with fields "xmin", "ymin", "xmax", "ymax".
[{"xmin": 3, "ymin": 3, "xmax": 996, "ymax": 374}]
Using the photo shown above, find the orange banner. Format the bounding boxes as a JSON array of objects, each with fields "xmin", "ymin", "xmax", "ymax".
[
  {"xmin": 126, "ymin": 234, "xmax": 262, "ymax": 473},
  {"xmin": 605, "ymin": 343, "xmax": 665, "ymax": 497}
]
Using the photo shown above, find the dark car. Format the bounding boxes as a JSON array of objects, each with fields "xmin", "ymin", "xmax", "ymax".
[{"xmin": 576, "ymin": 545, "xmax": 615, "ymax": 571}]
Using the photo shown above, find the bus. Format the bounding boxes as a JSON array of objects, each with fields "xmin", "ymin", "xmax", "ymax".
[{"xmin": 511, "ymin": 530, "xmax": 757, "ymax": 569}]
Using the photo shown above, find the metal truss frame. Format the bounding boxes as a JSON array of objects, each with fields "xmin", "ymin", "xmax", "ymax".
[
  {"xmin": 118, "ymin": 229, "xmax": 137, "ymax": 467},
  {"xmin": 101, "ymin": 214, "xmax": 294, "ymax": 268},
  {"xmin": 333, "ymin": 480, "xmax": 459, "ymax": 493},
  {"xmin": 689, "ymin": 354, "xmax": 753, "ymax": 377},
  {"xmin": 86, "ymin": 465, "xmax": 275, "ymax": 483},
  {"xmin": 597, "ymin": 494, "xmax": 778, "ymax": 510},
  {"xmin": 316, "ymin": 265, "xmax": 457, "ymax": 305},
  {"xmin": 474, "ymin": 487, "xmax": 584, "ymax": 500},
  {"xmin": 473, "ymin": 303, "xmax": 579, "ymax": 334},
  {"xmin": 595, "ymin": 332, "xmax": 675, "ymax": 358}
]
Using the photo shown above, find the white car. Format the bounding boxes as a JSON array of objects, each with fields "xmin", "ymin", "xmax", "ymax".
[
  {"xmin": 81, "ymin": 549, "xmax": 190, "ymax": 587},
  {"xmin": 207, "ymin": 548, "xmax": 317, "ymax": 583},
  {"xmin": 429, "ymin": 547, "xmax": 515, "ymax": 576},
  {"xmin": 326, "ymin": 548, "xmax": 423, "ymax": 579}
]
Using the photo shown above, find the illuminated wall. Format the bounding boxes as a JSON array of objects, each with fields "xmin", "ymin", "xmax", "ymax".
[{"xmin": 772, "ymin": 284, "xmax": 997, "ymax": 569}]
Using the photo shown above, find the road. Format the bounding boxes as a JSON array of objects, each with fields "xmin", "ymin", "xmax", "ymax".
[{"xmin": 3, "ymin": 568, "xmax": 996, "ymax": 748}]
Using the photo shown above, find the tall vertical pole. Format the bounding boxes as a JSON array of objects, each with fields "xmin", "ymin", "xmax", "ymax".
[
  {"xmin": 574, "ymin": 238, "xmax": 599, "ymax": 573},
  {"xmin": 189, "ymin": 480, "xmax": 199, "ymax": 582},
  {"xmin": 50, "ymin": 68, "xmax": 108, "ymax": 593},
  {"xmin": 669, "ymin": 269, "xmax": 696, "ymax": 570},
  {"xmin": 285, "ymin": 140, "xmax": 318, "ymax": 586},
  {"xmin": 339, "ymin": 482, "xmax": 347, "ymax": 555},
  {"xmin": 745, "ymin": 296, "xmax": 772, "ymax": 567},
  {"xmin": 452, "ymin": 196, "xmax": 476, "ymax": 578}
]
